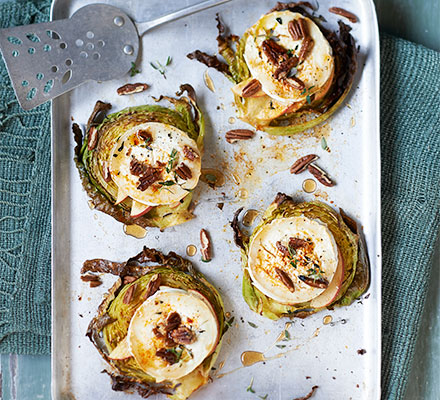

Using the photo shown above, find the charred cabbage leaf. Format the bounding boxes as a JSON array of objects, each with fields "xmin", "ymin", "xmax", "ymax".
[
  {"xmin": 85, "ymin": 247, "xmax": 226, "ymax": 400},
  {"xmin": 231, "ymin": 193, "xmax": 369, "ymax": 320},
  {"xmin": 187, "ymin": 4, "xmax": 357, "ymax": 134},
  {"xmin": 73, "ymin": 84, "xmax": 204, "ymax": 229}
]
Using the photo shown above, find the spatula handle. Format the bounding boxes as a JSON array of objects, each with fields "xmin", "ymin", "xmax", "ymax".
[{"xmin": 136, "ymin": 0, "xmax": 232, "ymax": 36}]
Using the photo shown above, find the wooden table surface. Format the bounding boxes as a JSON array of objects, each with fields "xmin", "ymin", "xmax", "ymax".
[{"xmin": 0, "ymin": 0, "xmax": 439, "ymax": 399}]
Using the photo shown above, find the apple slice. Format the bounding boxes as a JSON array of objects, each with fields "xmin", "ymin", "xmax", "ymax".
[
  {"xmin": 114, "ymin": 188, "xmax": 129, "ymax": 205},
  {"xmin": 310, "ymin": 249, "xmax": 345, "ymax": 309},
  {"xmin": 131, "ymin": 200, "xmax": 154, "ymax": 218},
  {"xmin": 108, "ymin": 336, "xmax": 131, "ymax": 360}
]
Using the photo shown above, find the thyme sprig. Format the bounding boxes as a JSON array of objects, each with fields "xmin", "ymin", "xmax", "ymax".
[{"xmin": 150, "ymin": 56, "xmax": 172, "ymax": 79}]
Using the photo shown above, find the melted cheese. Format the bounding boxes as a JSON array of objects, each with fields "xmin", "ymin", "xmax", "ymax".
[
  {"xmin": 109, "ymin": 122, "xmax": 201, "ymax": 207},
  {"xmin": 248, "ymin": 216, "xmax": 339, "ymax": 305},
  {"xmin": 244, "ymin": 11, "xmax": 334, "ymax": 105},
  {"xmin": 127, "ymin": 287, "xmax": 219, "ymax": 382}
]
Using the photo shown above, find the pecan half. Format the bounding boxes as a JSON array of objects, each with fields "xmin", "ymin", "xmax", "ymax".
[
  {"xmin": 262, "ymin": 39, "xmax": 288, "ymax": 65},
  {"xmin": 276, "ymin": 241, "xmax": 290, "ymax": 257},
  {"xmin": 225, "ymin": 129, "xmax": 255, "ymax": 144},
  {"xmin": 289, "ymin": 237, "xmax": 309, "ymax": 249},
  {"xmin": 298, "ymin": 36, "xmax": 314, "ymax": 63},
  {"xmin": 170, "ymin": 326, "xmax": 196, "ymax": 345},
  {"xmin": 290, "ymin": 154, "xmax": 318, "ymax": 174},
  {"xmin": 274, "ymin": 56, "xmax": 299, "ymax": 80},
  {"xmin": 175, "ymin": 163, "xmax": 192, "ymax": 180},
  {"xmin": 275, "ymin": 268, "xmax": 295, "ymax": 292},
  {"xmin": 329, "ymin": 7, "xmax": 358, "ymax": 23},
  {"xmin": 152, "ymin": 326, "xmax": 164, "ymax": 339},
  {"xmin": 183, "ymin": 145, "xmax": 198, "ymax": 161},
  {"xmin": 123, "ymin": 283, "xmax": 137, "ymax": 304},
  {"xmin": 307, "ymin": 164, "xmax": 335, "ymax": 187},
  {"xmin": 87, "ymin": 126, "xmax": 98, "ymax": 151},
  {"xmin": 200, "ymin": 229, "xmax": 212, "ymax": 262},
  {"xmin": 117, "ymin": 83, "xmax": 149, "ymax": 96},
  {"xmin": 138, "ymin": 130, "xmax": 152, "ymax": 142},
  {"xmin": 156, "ymin": 348, "xmax": 177, "ymax": 365},
  {"xmin": 288, "ymin": 18, "xmax": 308, "ymax": 40},
  {"xmin": 130, "ymin": 159, "xmax": 148, "ymax": 176},
  {"xmin": 242, "ymin": 79, "xmax": 262, "ymax": 97},
  {"xmin": 165, "ymin": 312, "xmax": 181, "ymax": 332},
  {"xmin": 81, "ymin": 274, "xmax": 102, "ymax": 288},
  {"xmin": 286, "ymin": 76, "xmax": 306, "ymax": 90},
  {"xmin": 298, "ymin": 275, "xmax": 329, "ymax": 288},
  {"xmin": 137, "ymin": 168, "xmax": 162, "ymax": 191},
  {"xmin": 144, "ymin": 274, "xmax": 161, "ymax": 299}
]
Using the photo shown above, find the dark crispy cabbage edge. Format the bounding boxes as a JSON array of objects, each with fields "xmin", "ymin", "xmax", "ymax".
[
  {"xmin": 231, "ymin": 193, "xmax": 370, "ymax": 320},
  {"xmin": 85, "ymin": 247, "xmax": 226, "ymax": 399},
  {"xmin": 187, "ymin": 3, "xmax": 357, "ymax": 134},
  {"xmin": 73, "ymin": 84, "xmax": 204, "ymax": 229}
]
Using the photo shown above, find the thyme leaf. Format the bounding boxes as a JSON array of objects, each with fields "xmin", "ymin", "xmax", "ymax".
[{"xmin": 129, "ymin": 62, "xmax": 140, "ymax": 77}]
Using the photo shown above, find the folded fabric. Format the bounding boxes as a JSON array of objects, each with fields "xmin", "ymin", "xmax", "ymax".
[{"xmin": 0, "ymin": 2, "xmax": 439, "ymax": 400}]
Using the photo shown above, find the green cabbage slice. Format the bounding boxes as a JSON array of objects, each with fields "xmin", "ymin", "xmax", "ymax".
[
  {"xmin": 231, "ymin": 193, "xmax": 370, "ymax": 320},
  {"xmin": 73, "ymin": 84, "xmax": 204, "ymax": 229},
  {"xmin": 85, "ymin": 247, "xmax": 226, "ymax": 399}
]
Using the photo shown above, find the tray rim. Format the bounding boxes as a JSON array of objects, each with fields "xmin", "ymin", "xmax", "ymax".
[{"xmin": 50, "ymin": 0, "xmax": 382, "ymax": 398}]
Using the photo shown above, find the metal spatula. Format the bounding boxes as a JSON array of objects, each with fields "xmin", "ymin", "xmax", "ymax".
[{"xmin": 0, "ymin": 0, "xmax": 230, "ymax": 110}]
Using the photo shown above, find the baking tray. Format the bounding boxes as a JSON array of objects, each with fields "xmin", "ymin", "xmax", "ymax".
[{"xmin": 51, "ymin": 0, "xmax": 381, "ymax": 399}]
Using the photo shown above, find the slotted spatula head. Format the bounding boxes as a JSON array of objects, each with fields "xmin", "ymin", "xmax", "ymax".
[{"xmin": 0, "ymin": 4, "xmax": 139, "ymax": 110}]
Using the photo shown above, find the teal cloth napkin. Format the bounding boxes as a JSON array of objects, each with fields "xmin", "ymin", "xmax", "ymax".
[{"xmin": 0, "ymin": 2, "xmax": 439, "ymax": 400}]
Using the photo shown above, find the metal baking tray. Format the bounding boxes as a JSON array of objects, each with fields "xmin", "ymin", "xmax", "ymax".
[{"xmin": 51, "ymin": 0, "xmax": 381, "ymax": 399}]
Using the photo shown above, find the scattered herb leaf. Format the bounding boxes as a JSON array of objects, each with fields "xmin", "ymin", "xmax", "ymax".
[
  {"xmin": 246, "ymin": 377, "xmax": 255, "ymax": 393},
  {"xmin": 306, "ymin": 95, "xmax": 312, "ymax": 104},
  {"xmin": 166, "ymin": 148, "xmax": 178, "ymax": 173},
  {"xmin": 225, "ymin": 316, "xmax": 235, "ymax": 328},
  {"xmin": 276, "ymin": 17, "xmax": 283, "ymax": 24},
  {"xmin": 283, "ymin": 329, "xmax": 291, "ymax": 341},
  {"xmin": 276, "ymin": 344, "xmax": 286, "ymax": 349},
  {"xmin": 321, "ymin": 137, "xmax": 328, "ymax": 151},
  {"xmin": 259, "ymin": 395, "xmax": 268, "ymax": 400},
  {"xmin": 248, "ymin": 321, "xmax": 258, "ymax": 328},
  {"xmin": 150, "ymin": 57, "xmax": 172, "ymax": 79},
  {"xmin": 129, "ymin": 62, "xmax": 140, "ymax": 77},
  {"xmin": 300, "ymin": 88, "xmax": 307, "ymax": 95},
  {"xmin": 158, "ymin": 180, "xmax": 176, "ymax": 187}
]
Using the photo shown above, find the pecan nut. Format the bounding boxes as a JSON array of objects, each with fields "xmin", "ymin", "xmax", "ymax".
[
  {"xmin": 80, "ymin": 274, "xmax": 102, "ymax": 288},
  {"xmin": 298, "ymin": 275, "xmax": 329, "ymax": 289},
  {"xmin": 225, "ymin": 129, "xmax": 255, "ymax": 144},
  {"xmin": 156, "ymin": 348, "xmax": 177, "ymax": 365},
  {"xmin": 242, "ymin": 79, "xmax": 262, "ymax": 97},
  {"xmin": 275, "ymin": 268, "xmax": 295, "ymax": 292},
  {"xmin": 262, "ymin": 39, "xmax": 288, "ymax": 65},
  {"xmin": 137, "ymin": 168, "xmax": 162, "ymax": 191},
  {"xmin": 289, "ymin": 237, "xmax": 309, "ymax": 249},
  {"xmin": 175, "ymin": 163, "xmax": 192, "ymax": 180},
  {"xmin": 138, "ymin": 129, "xmax": 153, "ymax": 142},
  {"xmin": 183, "ymin": 145, "xmax": 198, "ymax": 161},
  {"xmin": 200, "ymin": 229, "xmax": 212, "ymax": 262},
  {"xmin": 276, "ymin": 241, "xmax": 290, "ymax": 257},
  {"xmin": 286, "ymin": 76, "xmax": 306, "ymax": 90},
  {"xmin": 170, "ymin": 326, "xmax": 196, "ymax": 345},
  {"xmin": 123, "ymin": 275, "xmax": 137, "ymax": 285},
  {"xmin": 117, "ymin": 83, "xmax": 149, "ymax": 96},
  {"xmin": 307, "ymin": 164, "xmax": 335, "ymax": 187},
  {"xmin": 165, "ymin": 312, "xmax": 181, "ymax": 332},
  {"xmin": 274, "ymin": 56, "xmax": 299, "ymax": 80},
  {"xmin": 298, "ymin": 36, "xmax": 314, "ymax": 63},
  {"xmin": 328, "ymin": 7, "xmax": 358, "ymax": 23},
  {"xmin": 290, "ymin": 154, "xmax": 318, "ymax": 174},
  {"xmin": 288, "ymin": 18, "xmax": 308, "ymax": 40}
]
